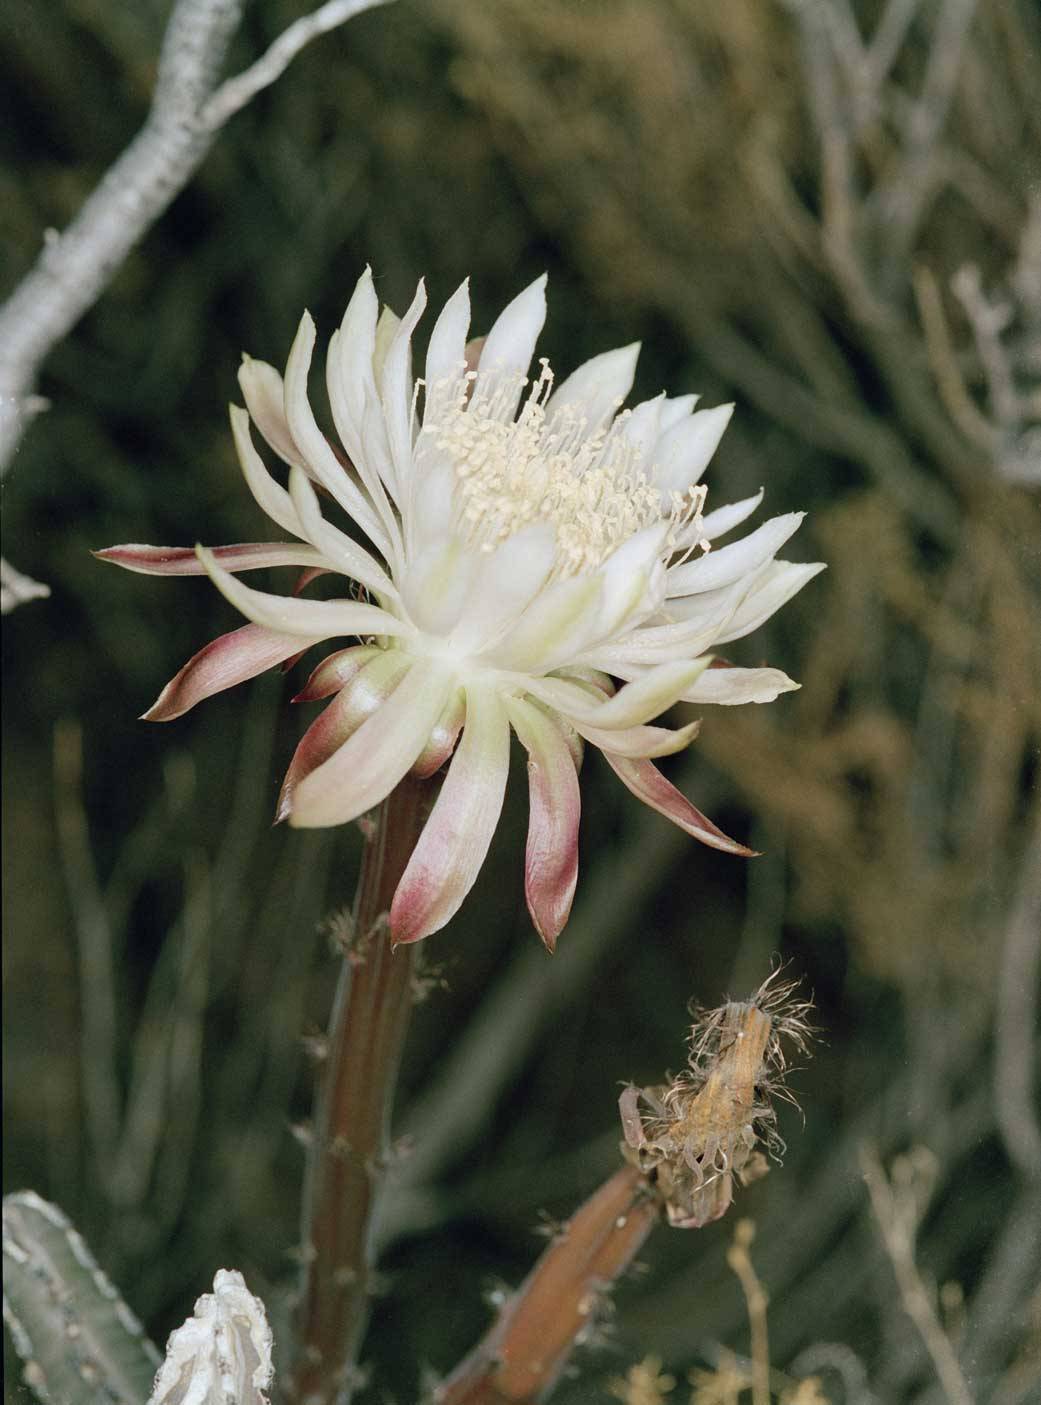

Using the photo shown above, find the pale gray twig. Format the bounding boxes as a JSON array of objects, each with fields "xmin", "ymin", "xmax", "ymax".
[
  {"xmin": 200, "ymin": 0, "xmax": 392, "ymax": 129},
  {"xmin": 0, "ymin": 0, "xmax": 390, "ymax": 590},
  {"xmin": 861, "ymin": 1146, "xmax": 975, "ymax": 1405},
  {"xmin": 0, "ymin": 555, "xmax": 51, "ymax": 613}
]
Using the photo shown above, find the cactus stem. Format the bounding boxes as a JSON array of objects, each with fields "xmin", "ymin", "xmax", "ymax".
[{"xmin": 286, "ymin": 774, "xmax": 432, "ymax": 1405}]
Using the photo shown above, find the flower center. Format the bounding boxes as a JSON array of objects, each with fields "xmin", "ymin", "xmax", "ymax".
[{"xmin": 424, "ymin": 362, "xmax": 705, "ymax": 576}]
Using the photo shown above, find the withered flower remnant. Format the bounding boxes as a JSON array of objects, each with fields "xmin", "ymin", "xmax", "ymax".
[{"xmin": 620, "ymin": 972, "xmax": 814, "ymax": 1228}]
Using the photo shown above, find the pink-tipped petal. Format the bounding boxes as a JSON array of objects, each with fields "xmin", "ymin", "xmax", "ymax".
[
  {"xmin": 412, "ymin": 687, "xmax": 466, "ymax": 779},
  {"xmin": 506, "ymin": 696, "xmax": 581, "ymax": 950},
  {"xmin": 603, "ymin": 754, "xmax": 757, "ymax": 857},
  {"xmin": 95, "ymin": 542, "xmax": 322, "ymax": 576},
  {"xmin": 290, "ymin": 657, "xmax": 456, "ymax": 828},
  {"xmin": 277, "ymin": 650, "xmax": 410, "ymax": 821},
  {"xmin": 195, "ymin": 545, "xmax": 411, "ymax": 640},
  {"xmin": 142, "ymin": 623, "xmax": 317, "ymax": 722},
  {"xmin": 390, "ymin": 685, "xmax": 511, "ymax": 945},
  {"xmin": 293, "ymin": 644, "xmax": 382, "ymax": 702}
]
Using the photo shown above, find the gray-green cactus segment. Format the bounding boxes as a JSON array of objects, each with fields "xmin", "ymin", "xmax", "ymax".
[{"xmin": 2, "ymin": 1191, "xmax": 160, "ymax": 1405}]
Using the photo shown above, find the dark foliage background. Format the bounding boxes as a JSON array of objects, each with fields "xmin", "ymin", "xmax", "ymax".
[{"xmin": 3, "ymin": 2, "xmax": 1040, "ymax": 1402}]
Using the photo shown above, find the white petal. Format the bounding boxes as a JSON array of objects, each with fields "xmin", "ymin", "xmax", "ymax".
[
  {"xmin": 683, "ymin": 665, "xmax": 800, "ymax": 704},
  {"xmin": 196, "ymin": 545, "xmax": 411, "ymax": 640},
  {"xmin": 288, "ymin": 467, "xmax": 397, "ymax": 601},
  {"xmin": 229, "ymin": 405, "xmax": 305, "ymax": 539},
  {"xmin": 399, "ymin": 538, "xmax": 480, "ymax": 635},
  {"xmin": 653, "ymin": 404, "xmax": 734, "ymax": 498},
  {"xmin": 284, "ymin": 312, "xmax": 391, "ymax": 556},
  {"xmin": 390, "ymin": 685, "xmax": 511, "ymax": 943},
  {"xmin": 574, "ymin": 717, "xmax": 702, "ymax": 759},
  {"xmin": 449, "ymin": 524, "xmax": 558, "ymax": 654},
  {"xmin": 713, "ymin": 560, "xmax": 826, "ymax": 643},
  {"xmin": 380, "ymin": 281, "xmax": 427, "ymax": 496},
  {"xmin": 237, "ymin": 357, "xmax": 304, "ymax": 468},
  {"xmin": 524, "ymin": 658, "xmax": 710, "ymax": 730},
  {"xmin": 659, "ymin": 393, "xmax": 700, "ymax": 429},
  {"xmin": 596, "ymin": 523, "xmax": 668, "ymax": 635},
  {"xmin": 667, "ymin": 512, "xmax": 805, "ymax": 596},
  {"xmin": 329, "ymin": 268, "xmax": 379, "ymax": 465},
  {"xmin": 373, "ymin": 304, "xmax": 402, "ymax": 390},
  {"xmin": 409, "ymin": 455, "xmax": 459, "ymax": 555},
  {"xmin": 699, "ymin": 487, "xmax": 765, "ymax": 541},
  {"xmin": 546, "ymin": 343, "xmax": 640, "ymax": 434},
  {"xmin": 291, "ymin": 658, "xmax": 456, "ymax": 828},
  {"xmin": 619, "ymin": 396, "xmax": 665, "ymax": 471},
  {"xmin": 424, "ymin": 279, "xmax": 471, "ymax": 413},
  {"xmin": 474, "ymin": 275, "xmax": 547, "ymax": 419},
  {"xmin": 327, "ymin": 328, "xmax": 402, "ymax": 568},
  {"xmin": 484, "ymin": 574, "xmax": 602, "ymax": 673}
]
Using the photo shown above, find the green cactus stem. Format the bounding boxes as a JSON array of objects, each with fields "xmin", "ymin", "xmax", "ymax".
[{"xmin": 2, "ymin": 1191, "xmax": 160, "ymax": 1405}]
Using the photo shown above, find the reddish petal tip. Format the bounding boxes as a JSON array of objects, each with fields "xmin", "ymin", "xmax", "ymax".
[{"xmin": 139, "ymin": 705, "xmax": 172, "ymax": 723}]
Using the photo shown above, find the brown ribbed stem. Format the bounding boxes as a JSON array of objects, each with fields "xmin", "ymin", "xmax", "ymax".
[
  {"xmin": 436, "ymin": 1165, "xmax": 661, "ymax": 1405},
  {"xmin": 287, "ymin": 775, "xmax": 432, "ymax": 1405}
]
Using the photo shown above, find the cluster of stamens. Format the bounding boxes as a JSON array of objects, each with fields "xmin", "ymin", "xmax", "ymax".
[{"xmin": 423, "ymin": 361, "xmax": 706, "ymax": 576}]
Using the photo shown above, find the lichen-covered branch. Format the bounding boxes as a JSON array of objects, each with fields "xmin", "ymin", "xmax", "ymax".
[{"xmin": 0, "ymin": 0, "xmax": 390, "ymax": 480}]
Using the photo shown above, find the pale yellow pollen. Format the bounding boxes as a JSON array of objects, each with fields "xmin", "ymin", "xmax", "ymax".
[{"xmin": 422, "ymin": 360, "xmax": 706, "ymax": 575}]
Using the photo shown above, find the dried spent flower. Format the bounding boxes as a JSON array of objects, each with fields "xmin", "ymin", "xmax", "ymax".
[
  {"xmin": 619, "ymin": 970, "xmax": 814, "ymax": 1228},
  {"xmin": 99, "ymin": 270, "xmax": 823, "ymax": 947},
  {"xmin": 147, "ymin": 1269, "xmax": 273, "ymax": 1405}
]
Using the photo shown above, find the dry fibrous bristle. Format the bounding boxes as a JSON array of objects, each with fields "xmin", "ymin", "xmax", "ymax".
[{"xmin": 620, "ymin": 968, "xmax": 815, "ymax": 1228}]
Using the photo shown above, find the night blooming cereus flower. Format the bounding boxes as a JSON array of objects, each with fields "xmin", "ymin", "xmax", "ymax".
[{"xmin": 98, "ymin": 271, "xmax": 824, "ymax": 948}]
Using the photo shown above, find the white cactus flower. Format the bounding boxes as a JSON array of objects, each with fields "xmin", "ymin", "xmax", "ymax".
[{"xmin": 100, "ymin": 270, "xmax": 823, "ymax": 947}]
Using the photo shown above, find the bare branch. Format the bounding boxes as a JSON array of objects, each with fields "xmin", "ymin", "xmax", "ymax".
[
  {"xmin": 0, "ymin": 556, "xmax": 51, "ymax": 613},
  {"xmin": 201, "ymin": 0, "xmax": 393, "ymax": 129},
  {"xmin": 861, "ymin": 1145, "xmax": 975, "ymax": 1405},
  {"xmin": 0, "ymin": 0, "xmax": 390, "ymax": 483}
]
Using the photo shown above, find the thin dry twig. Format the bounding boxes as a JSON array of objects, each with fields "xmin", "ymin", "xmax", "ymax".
[
  {"xmin": 726, "ymin": 1220, "xmax": 771, "ymax": 1405},
  {"xmin": 861, "ymin": 1145, "xmax": 975, "ymax": 1405}
]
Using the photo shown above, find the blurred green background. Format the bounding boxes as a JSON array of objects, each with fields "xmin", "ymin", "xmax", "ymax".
[{"xmin": 3, "ymin": 2, "xmax": 1040, "ymax": 1402}]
